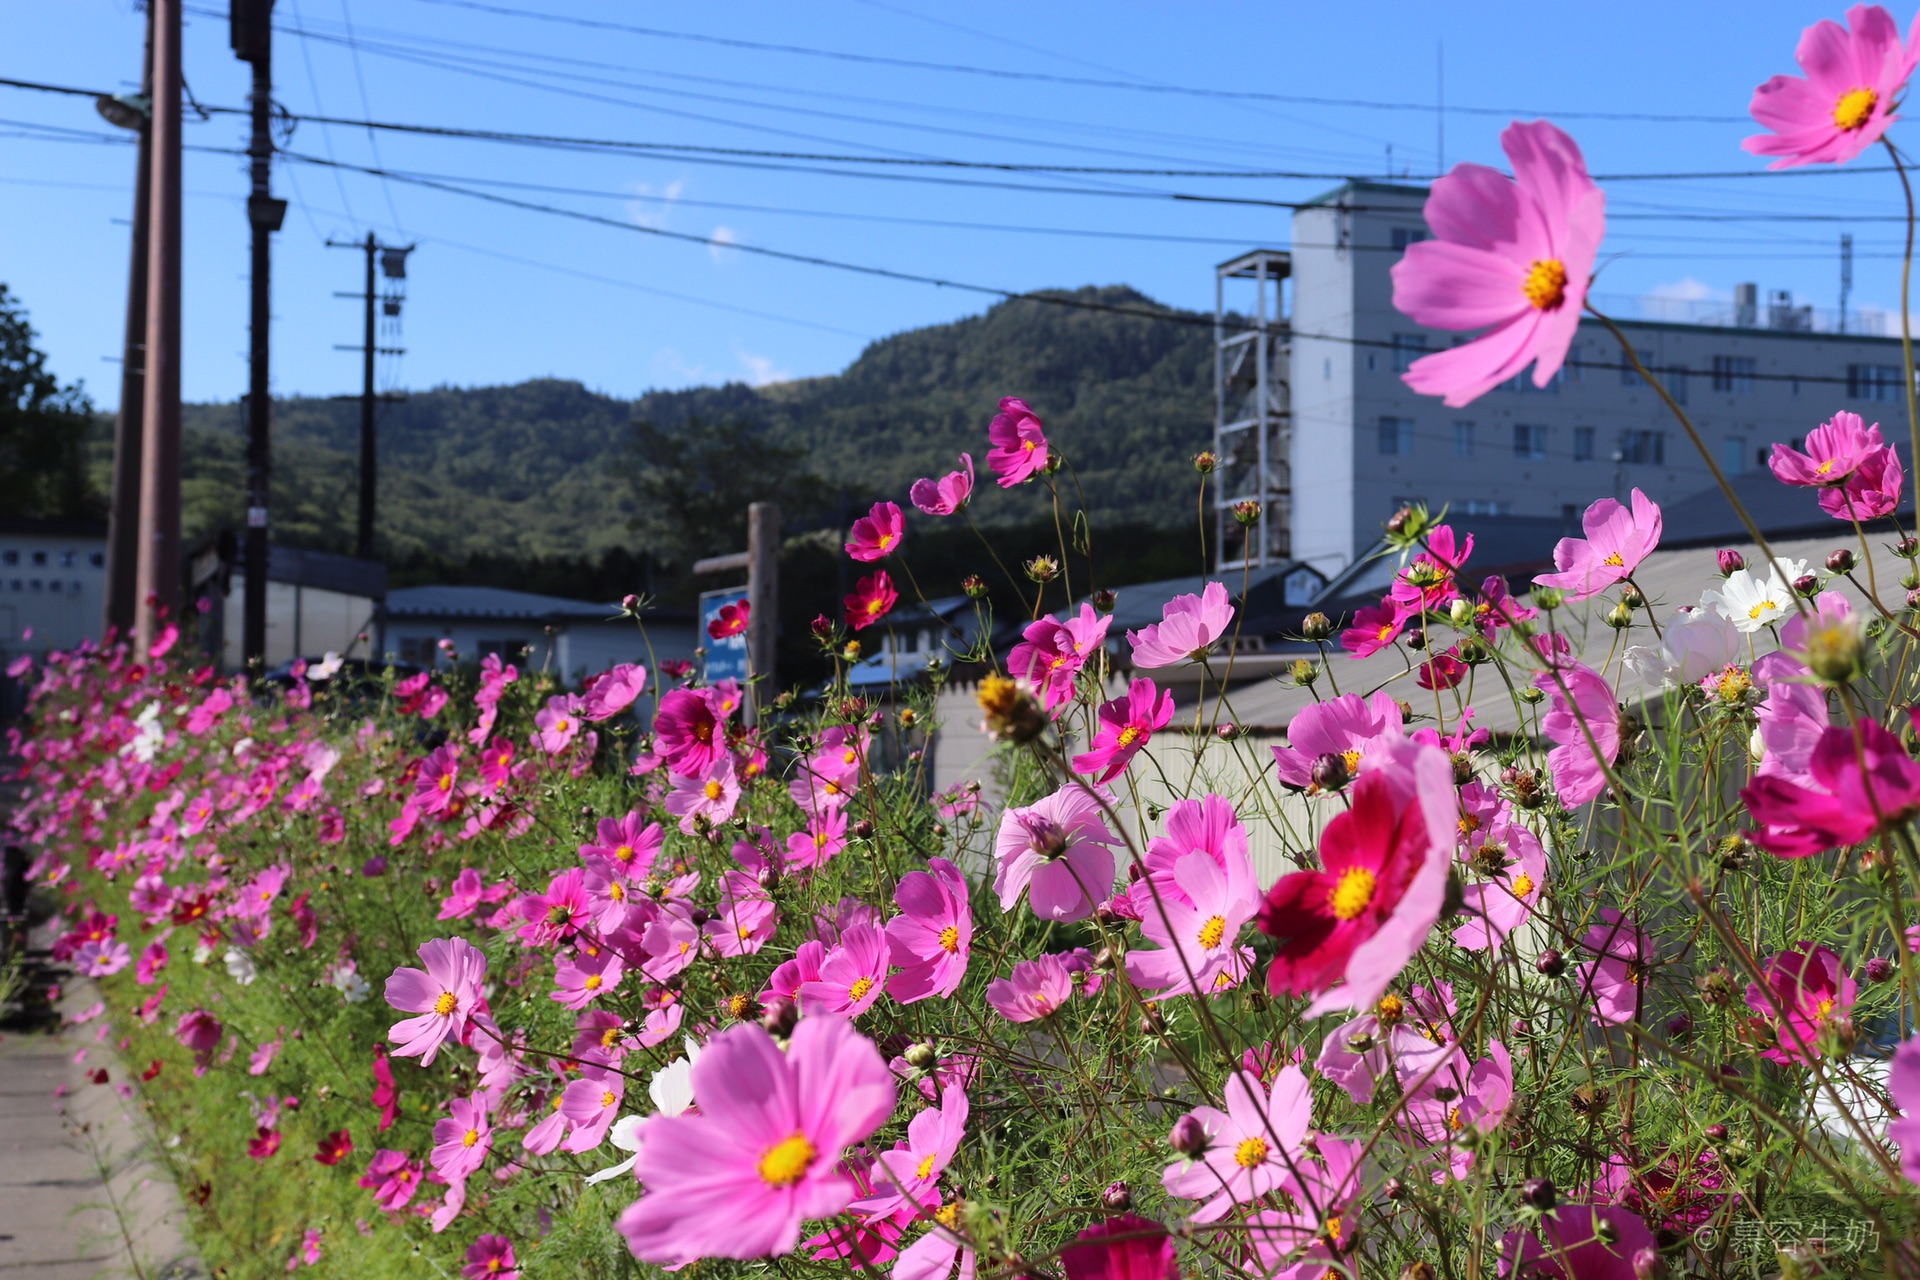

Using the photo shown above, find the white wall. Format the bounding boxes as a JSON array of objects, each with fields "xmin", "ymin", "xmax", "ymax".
[
  {"xmin": 222, "ymin": 574, "xmax": 380, "ymax": 668},
  {"xmin": 0, "ymin": 533, "xmax": 107, "ymax": 654}
]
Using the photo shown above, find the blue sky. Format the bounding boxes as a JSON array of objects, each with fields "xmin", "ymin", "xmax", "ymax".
[{"xmin": 1, "ymin": 0, "xmax": 1913, "ymax": 409}]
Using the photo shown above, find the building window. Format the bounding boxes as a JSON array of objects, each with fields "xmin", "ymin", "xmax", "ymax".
[
  {"xmin": 88, "ymin": 551, "xmax": 104, "ymax": 567},
  {"xmin": 1513, "ymin": 424, "xmax": 1548, "ymax": 461},
  {"xmin": 30, "ymin": 551, "xmax": 46, "ymax": 567},
  {"xmin": 1722, "ymin": 435, "xmax": 1748, "ymax": 476},
  {"xmin": 1619, "ymin": 429, "xmax": 1666, "ymax": 465},
  {"xmin": 1849, "ymin": 363, "xmax": 1907, "ymax": 402},
  {"xmin": 1390, "ymin": 227, "xmax": 1430, "ymax": 251},
  {"xmin": 1461, "ymin": 499, "xmax": 1511, "ymax": 516},
  {"xmin": 1378, "ymin": 416, "xmax": 1414, "ymax": 456},
  {"xmin": 1392, "ymin": 333, "xmax": 1428, "ymax": 373},
  {"xmin": 1667, "ymin": 364, "xmax": 1689, "ymax": 405},
  {"xmin": 0, "ymin": 550, "xmax": 15, "ymax": 566},
  {"xmin": 1452, "ymin": 421, "xmax": 1475, "ymax": 457},
  {"xmin": 58, "ymin": 551, "xmax": 74, "ymax": 567},
  {"xmin": 1366, "ymin": 353, "xmax": 1377, "ymax": 372},
  {"xmin": 1711, "ymin": 355, "xmax": 1756, "ymax": 393},
  {"xmin": 1561, "ymin": 503, "xmax": 1581, "ymax": 526},
  {"xmin": 1573, "ymin": 426, "xmax": 1596, "ymax": 462}
]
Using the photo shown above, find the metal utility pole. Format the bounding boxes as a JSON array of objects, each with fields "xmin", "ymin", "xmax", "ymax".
[
  {"xmin": 99, "ymin": 5, "xmax": 155, "ymax": 641},
  {"xmin": 134, "ymin": 0, "xmax": 183, "ymax": 655},
  {"xmin": 1840, "ymin": 233, "xmax": 1854, "ymax": 334},
  {"xmin": 328, "ymin": 234, "xmax": 411, "ymax": 559},
  {"xmin": 233, "ymin": 0, "xmax": 285, "ymax": 666}
]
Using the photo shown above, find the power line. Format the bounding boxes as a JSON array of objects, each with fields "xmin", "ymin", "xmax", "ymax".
[
  {"xmin": 398, "ymin": 0, "xmax": 1753, "ymax": 125},
  {"xmin": 336, "ymin": 0, "xmax": 406, "ymax": 232}
]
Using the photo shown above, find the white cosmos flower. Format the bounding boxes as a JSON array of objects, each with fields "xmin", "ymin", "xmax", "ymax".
[
  {"xmin": 310, "ymin": 651, "xmax": 344, "ymax": 681},
  {"xmin": 1704, "ymin": 560, "xmax": 1804, "ymax": 634},
  {"xmin": 224, "ymin": 947, "xmax": 258, "ymax": 986},
  {"xmin": 1624, "ymin": 604, "xmax": 1744, "ymax": 687},
  {"xmin": 585, "ymin": 1038, "xmax": 703, "ymax": 1186}
]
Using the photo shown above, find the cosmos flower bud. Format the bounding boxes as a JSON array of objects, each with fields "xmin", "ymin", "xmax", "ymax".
[
  {"xmin": 1792, "ymin": 573, "xmax": 1819, "ymax": 597},
  {"xmin": 1192, "ymin": 451, "xmax": 1218, "ymax": 474},
  {"xmin": 1168, "ymin": 1114, "xmax": 1209, "ymax": 1157},
  {"xmin": 1025, "ymin": 555, "xmax": 1060, "ymax": 584},
  {"xmin": 1386, "ymin": 506, "xmax": 1413, "ymax": 536},
  {"xmin": 962, "ymin": 574, "xmax": 989, "ymax": 600},
  {"xmin": 621, "ymin": 593, "xmax": 641, "ymax": 612},
  {"xmin": 903, "ymin": 1042, "xmax": 936, "ymax": 1069},
  {"xmin": 1300, "ymin": 612, "xmax": 1332, "ymax": 641},
  {"xmin": 1101, "ymin": 1181, "xmax": 1133, "ymax": 1212},
  {"xmin": 1520, "ymin": 1177, "xmax": 1557, "ymax": 1211},
  {"xmin": 1535, "ymin": 949, "xmax": 1566, "ymax": 978},
  {"xmin": 1605, "ymin": 601, "xmax": 1633, "ymax": 630},
  {"xmin": 1631, "ymin": 1247, "xmax": 1668, "ymax": 1280},
  {"xmin": 1532, "ymin": 586, "xmax": 1564, "ymax": 610},
  {"xmin": 1826, "ymin": 548, "xmax": 1856, "ymax": 574},
  {"xmin": 1803, "ymin": 615, "xmax": 1865, "ymax": 685},
  {"xmin": 1704, "ymin": 1123, "xmax": 1728, "ymax": 1142},
  {"xmin": 1900, "ymin": 536, "xmax": 1920, "ymax": 559},
  {"xmin": 1232, "ymin": 499, "xmax": 1262, "ymax": 527},
  {"xmin": 1717, "ymin": 548, "xmax": 1745, "ymax": 575},
  {"xmin": 1310, "ymin": 752, "xmax": 1351, "ymax": 792},
  {"xmin": 810, "ymin": 614, "xmax": 834, "ymax": 640},
  {"xmin": 1289, "ymin": 659, "xmax": 1318, "ymax": 686},
  {"xmin": 760, "ymin": 997, "xmax": 797, "ymax": 1038},
  {"xmin": 1866, "ymin": 956, "xmax": 1895, "ymax": 983},
  {"xmin": 1091, "ymin": 588, "xmax": 1118, "ymax": 612}
]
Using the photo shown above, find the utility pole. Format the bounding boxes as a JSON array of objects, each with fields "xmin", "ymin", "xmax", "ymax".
[
  {"xmin": 1840, "ymin": 233, "xmax": 1854, "ymax": 334},
  {"xmin": 328, "ymin": 235, "xmax": 411, "ymax": 560},
  {"xmin": 233, "ymin": 0, "xmax": 285, "ymax": 666},
  {"xmin": 99, "ymin": 5, "xmax": 155, "ymax": 641},
  {"xmin": 134, "ymin": 0, "xmax": 183, "ymax": 655}
]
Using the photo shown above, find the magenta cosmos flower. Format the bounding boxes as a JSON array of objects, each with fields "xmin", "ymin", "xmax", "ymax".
[
  {"xmin": 1746, "ymin": 4, "xmax": 1920, "ymax": 168},
  {"xmin": 1127, "ymin": 581, "xmax": 1235, "ymax": 668},
  {"xmin": 1060, "ymin": 1215, "xmax": 1176, "ymax": 1280},
  {"xmin": 1535, "ymin": 662, "xmax": 1623, "ymax": 809},
  {"xmin": 886, "ymin": 857, "xmax": 972, "ymax": 1004},
  {"xmin": 653, "ymin": 688, "xmax": 727, "ymax": 777},
  {"xmin": 993, "ymin": 784, "xmax": 1120, "ymax": 921},
  {"xmin": 846, "ymin": 501, "xmax": 905, "ymax": 562},
  {"xmin": 1575, "ymin": 909, "xmax": 1654, "ymax": 1026},
  {"xmin": 1390, "ymin": 525, "xmax": 1473, "ymax": 613},
  {"xmin": 581, "ymin": 663, "xmax": 647, "ymax": 721},
  {"xmin": 1256, "ymin": 739, "xmax": 1455, "ymax": 1016},
  {"xmin": 1071, "ymin": 677, "xmax": 1174, "ymax": 783},
  {"xmin": 430, "ymin": 1092, "xmax": 493, "ymax": 1184},
  {"xmin": 617, "ymin": 1016, "xmax": 895, "ymax": 1262},
  {"xmin": 1271, "ymin": 689, "xmax": 1403, "ymax": 789},
  {"xmin": 1742, "ymin": 715, "xmax": 1920, "ymax": 857},
  {"xmin": 910, "ymin": 454, "xmax": 975, "ymax": 516},
  {"xmin": 986, "ymin": 952, "xmax": 1077, "ymax": 1022},
  {"xmin": 1497, "ymin": 1203, "xmax": 1658, "ymax": 1280},
  {"xmin": 1821, "ymin": 439, "xmax": 1904, "ymax": 519},
  {"xmin": 1533, "ymin": 490, "xmax": 1663, "ymax": 601},
  {"xmin": 797, "ymin": 923, "xmax": 891, "ymax": 1018},
  {"xmin": 1126, "ymin": 844, "xmax": 1260, "ymax": 1000},
  {"xmin": 462, "ymin": 1236, "xmax": 519, "ymax": 1280},
  {"xmin": 1161, "ymin": 1067, "xmax": 1312, "ymax": 1223},
  {"xmin": 1889, "ymin": 1033, "xmax": 1920, "ymax": 1183},
  {"xmin": 1770, "ymin": 410, "xmax": 1890, "ymax": 486},
  {"xmin": 1007, "ymin": 603, "xmax": 1112, "ymax": 711},
  {"xmin": 986, "ymin": 397, "xmax": 1049, "ymax": 486},
  {"xmin": 1390, "ymin": 120, "xmax": 1605, "ymax": 408},
  {"xmin": 1339, "ymin": 597, "xmax": 1407, "ymax": 658},
  {"xmin": 384, "ymin": 936, "xmax": 488, "ymax": 1066},
  {"xmin": 845, "ymin": 570, "xmax": 899, "ymax": 632},
  {"xmin": 1744, "ymin": 944, "xmax": 1857, "ymax": 1064},
  {"xmin": 707, "ymin": 601, "xmax": 749, "ymax": 641}
]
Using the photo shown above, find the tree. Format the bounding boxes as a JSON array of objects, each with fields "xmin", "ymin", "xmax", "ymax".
[
  {"xmin": 0, "ymin": 284, "xmax": 99, "ymax": 519},
  {"xmin": 625, "ymin": 416, "xmax": 829, "ymax": 568}
]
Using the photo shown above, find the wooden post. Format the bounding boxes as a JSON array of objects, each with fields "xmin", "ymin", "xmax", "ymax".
[
  {"xmin": 746, "ymin": 502, "xmax": 779, "ymax": 724},
  {"xmin": 134, "ymin": 0, "xmax": 182, "ymax": 654}
]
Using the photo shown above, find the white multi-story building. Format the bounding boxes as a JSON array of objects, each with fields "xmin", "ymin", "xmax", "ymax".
[{"xmin": 1284, "ymin": 180, "xmax": 1910, "ymax": 577}]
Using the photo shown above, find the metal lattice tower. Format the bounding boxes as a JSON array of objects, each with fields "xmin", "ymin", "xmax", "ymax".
[{"xmin": 1213, "ymin": 250, "xmax": 1292, "ymax": 570}]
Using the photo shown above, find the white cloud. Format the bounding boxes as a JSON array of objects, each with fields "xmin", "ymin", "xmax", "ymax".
[
  {"xmin": 624, "ymin": 177, "xmax": 688, "ymax": 231},
  {"xmin": 650, "ymin": 348, "xmax": 724, "ymax": 388},
  {"xmin": 735, "ymin": 349, "xmax": 792, "ymax": 388},
  {"xmin": 1644, "ymin": 276, "xmax": 1722, "ymax": 303},
  {"xmin": 708, "ymin": 225, "xmax": 740, "ymax": 265}
]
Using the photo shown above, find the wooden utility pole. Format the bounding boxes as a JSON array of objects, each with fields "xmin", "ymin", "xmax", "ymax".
[
  {"xmin": 134, "ymin": 0, "xmax": 183, "ymax": 654},
  {"xmin": 233, "ymin": 0, "xmax": 284, "ymax": 665},
  {"xmin": 102, "ymin": 4, "xmax": 155, "ymax": 640},
  {"xmin": 328, "ymin": 234, "xmax": 410, "ymax": 560},
  {"xmin": 747, "ymin": 501, "xmax": 779, "ymax": 717}
]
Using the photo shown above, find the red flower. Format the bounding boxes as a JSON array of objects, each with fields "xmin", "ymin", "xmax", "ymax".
[
  {"xmin": 845, "ymin": 571, "xmax": 899, "ymax": 632},
  {"xmin": 247, "ymin": 1127, "xmax": 282, "ymax": 1161},
  {"xmin": 141, "ymin": 1060, "xmax": 162, "ymax": 1082},
  {"xmin": 707, "ymin": 600, "xmax": 751, "ymax": 641},
  {"xmin": 371, "ymin": 1046, "xmax": 399, "ymax": 1133},
  {"xmin": 315, "ymin": 1129, "xmax": 355, "ymax": 1166}
]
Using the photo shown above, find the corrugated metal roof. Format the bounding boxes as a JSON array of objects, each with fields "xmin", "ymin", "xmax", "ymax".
[{"xmin": 384, "ymin": 585, "xmax": 621, "ymax": 622}]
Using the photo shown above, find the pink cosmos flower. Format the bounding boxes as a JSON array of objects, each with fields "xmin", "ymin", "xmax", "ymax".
[
  {"xmin": 797, "ymin": 924, "xmax": 892, "ymax": 1018},
  {"xmin": 1535, "ymin": 662, "xmax": 1623, "ymax": 809},
  {"xmin": 516, "ymin": 868, "xmax": 591, "ymax": 948},
  {"xmin": 889, "ymin": 1207, "xmax": 975, "ymax": 1280},
  {"xmin": 414, "ymin": 745, "xmax": 462, "ymax": 819},
  {"xmin": 1160, "ymin": 1067, "xmax": 1312, "ymax": 1223},
  {"xmin": 664, "ymin": 756, "xmax": 741, "ymax": 835},
  {"xmin": 75, "ymin": 938, "xmax": 132, "ymax": 977},
  {"xmin": 846, "ymin": 571, "xmax": 899, "ymax": 631},
  {"xmin": 1400, "ymin": 1041, "xmax": 1515, "ymax": 1179},
  {"xmin": 654, "ymin": 688, "xmax": 726, "ymax": 777},
  {"xmin": 1315, "ymin": 984, "xmax": 1458, "ymax": 1105},
  {"xmin": 986, "ymin": 397, "xmax": 1049, "ymax": 487},
  {"xmin": 617, "ymin": 1016, "xmax": 895, "ymax": 1262},
  {"xmin": 359, "ymin": 1149, "xmax": 424, "ymax": 1211},
  {"xmin": 910, "ymin": 454, "xmax": 975, "ymax": 516},
  {"xmin": 371, "ymin": 1047, "xmax": 399, "ymax": 1131},
  {"xmin": 1889, "ymin": 1033, "xmax": 1920, "ymax": 1183},
  {"xmin": 849, "ymin": 1086, "xmax": 969, "ymax": 1217},
  {"xmin": 993, "ymin": 784, "xmax": 1120, "ymax": 922},
  {"xmin": 1744, "ymin": 944, "xmax": 1857, "ymax": 1065},
  {"xmin": 1389, "ymin": 525, "xmax": 1473, "ymax": 613},
  {"xmin": 1820, "ymin": 438, "xmax": 1905, "ymax": 520},
  {"xmin": 175, "ymin": 1009, "xmax": 223, "ymax": 1073},
  {"xmin": 1006, "ymin": 603, "xmax": 1112, "ymax": 711},
  {"xmin": 581, "ymin": 811, "xmax": 663, "ymax": 880},
  {"xmin": 1770, "ymin": 410, "xmax": 1890, "ymax": 486},
  {"xmin": 1745, "ymin": 5, "xmax": 1920, "ymax": 169},
  {"xmin": 1339, "ymin": 597, "xmax": 1406, "ymax": 658},
  {"xmin": 1416, "ymin": 647, "xmax": 1466, "ymax": 691},
  {"xmin": 1127, "ymin": 582, "xmax": 1234, "ymax": 668},
  {"xmin": 1243, "ymin": 1138, "xmax": 1365, "ymax": 1279},
  {"xmin": 136, "ymin": 940, "xmax": 168, "ymax": 985},
  {"xmin": 787, "ymin": 806, "xmax": 850, "ymax": 870},
  {"xmin": 1125, "ymin": 846, "xmax": 1259, "ymax": 1000},
  {"xmin": 249, "ymin": 1038, "xmax": 281, "ymax": 1076},
  {"xmin": 985, "ymin": 953, "xmax": 1076, "ymax": 1022},
  {"xmin": 1390, "ymin": 120, "xmax": 1605, "ymax": 407},
  {"xmin": 560, "ymin": 1068, "xmax": 626, "ymax": 1153},
  {"xmin": 706, "ymin": 600, "xmax": 750, "ymax": 641},
  {"xmin": 1257, "ymin": 738, "xmax": 1455, "ymax": 1015},
  {"xmin": 1575, "ymin": 909, "xmax": 1654, "ymax": 1026},
  {"xmin": 384, "ymin": 936, "xmax": 488, "ymax": 1067},
  {"xmin": 430, "ymin": 1092, "xmax": 493, "ymax": 1184},
  {"xmin": 462, "ymin": 1236, "xmax": 519, "ymax": 1280},
  {"xmin": 1060, "ymin": 1215, "xmax": 1176, "ymax": 1280},
  {"xmin": 1497, "ymin": 1203, "xmax": 1658, "ymax": 1280},
  {"xmin": 1751, "ymin": 652, "xmax": 1829, "ymax": 789},
  {"xmin": 582, "ymin": 663, "xmax": 648, "ymax": 721},
  {"xmin": 1742, "ymin": 714, "xmax": 1920, "ymax": 857},
  {"xmin": 534, "ymin": 695, "xmax": 583, "ymax": 755},
  {"xmin": 886, "ymin": 857, "xmax": 972, "ymax": 1004},
  {"xmin": 1533, "ymin": 490, "xmax": 1663, "ymax": 601},
  {"xmin": 1452, "ymin": 809, "xmax": 1548, "ymax": 953},
  {"xmin": 1071, "ymin": 678, "xmax": 1174, "ymax": 783},
  {"xmin": 552, "ymin": 948, "xmax": 624, "ymax": 1011},
  {"xmin": 847, "ymin": 501, "xmax": 906, "ymax": 562}
]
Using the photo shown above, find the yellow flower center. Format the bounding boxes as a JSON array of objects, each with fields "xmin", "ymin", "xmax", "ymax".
[
  {"xmin": 814, "ymin": 831, "xmax": 830, "ymax": 849},
  {"xmin": 1459, "ymin": 813, "xmax": 1482, "ymax": 836},
  {"xmin": 601, "ymin": 1025, "xmax": 621, "ymax": 1048},
  {"xmin": 1748, "ymin": 602, "xmax": 1770, "ymax": 621},
  {"xmin": 584, "ymin": 973, "xmax": 602, "ymax": 991},
  {"xmin": 462, "ymin": 1127, "xmax": 480, "ymax": 1148},
  {"xmin": 1834, "ymin": 86, "xmax": 1878, "ymax": 131},
  {"xmin": 704, "ymin": 780, "xmax": 723, "ymax": 801},
  {"xmin": 1522, "ymin": 258, "xmax": 1568, "ymax": 310},
  {"xmin": 866, "ymin": 598, "xmax": 885, "ymax": 616},
  {"xmin": 438, "ymin": 774, "xmax": 453, "ymax": 792},
  {"xmin": 1376, "ymin": 993, "xmax": 1405, "ymax": 1025},
  {"xmin": 1116, "ymin": 725, "xmax": 1141, "ymax": 749},
  {"xmin": 878, "ymin": 532, "xmax": 895, "ymax": 550},
  {"xmin": 601, "ymin": 1089, "xmax": 617, "ymax": 1108},
  {"xmin": 825, "ymin": 780, "xmax": 842, "ymax": 796},
  {"xmin": 615, "ymin": 844, "xmax": 635, "ymax": 862},
  {"xmin": 1816, "ymin": 458, "xmax": 1837, "ymax": 475},
  {"xmin": 556, "ymin": 719, "xmax": 571, "ymax": 734},
  {"xmin": 938, "ymin": 925, "xmax": 961, "ymax": 954},
  {"xmin": 1377, "ymin": 623, "xmax": 1394, "ymax": 641},
  {"xmin": 915, "ymin": 1154, "xmax": 937, "ymax": 1180},
  {"xmin": 848, "ymin": 976, "xmax": 875, "ymax": 1002},
  {"xmin": 433, "ymin": 991, "xmax": 458, "ymax": 1016},
  {"xmin": 728, "ymin": 993, "xmax": 752, "ymax": 1018},
  {"xmin": 1817, "ymin": 996, "xmax": 1836, "ymax": 1020},
  {"xmin": 1325, "ymin": 1213, "xmax": 1344, "ymax": 1244},
  {"xmin": 487, "ymin": 1259, "xmax": 502, "ymax": 1273},
  {"xmin": 1602, "ymin": 552, "xmax": 1624, "ymax": 568},
  {"xmin": 1341, "ymin": 749, "xmax": 1362, "ymax": 774},
  {"xmin": 1329, "ymin": 866, "xmax": 1378, "ymax": 921},
  {"xmin": 1234, "ymin": 1136, "xmax": 1269, "ymax": 1168},
  {"xmin": 1022, "ymin": 439, "xmax": 1036, "ymax": 453},
  {"xmin": 757, "ymin": 1132, "xmax": 818, "ymax": 1187},
  {"xmin": 935, "ymin": 1202, "xmax": 962, "ymax": 1229},
  {"xmin": 1448, "ymin": 1105, "xmax": 1465, "ymax": 1131},
  {"xmin": 1511, "ymin": 872, "xmax": 1535, "ymax": 898},
  {"xmin": 1197, "ymin": 915, "xmax": 1227, "ymax": 949}
]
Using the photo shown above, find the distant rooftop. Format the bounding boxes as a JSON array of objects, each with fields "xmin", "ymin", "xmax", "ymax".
[{"xmin": 385, "ymin": 585, "xmax": 621, "ymax": 622}]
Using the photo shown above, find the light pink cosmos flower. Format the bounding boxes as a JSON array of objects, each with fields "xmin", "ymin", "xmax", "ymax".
[
  {"xmin": 175, "ymin": 1009, "xmax": 223, "ymax": 1073},
  {"xmin": 414, "ymin": 745, "xmax": 461, "ymax": 818},
  {"xmin": 581, "ymin": 664, "xmax": 647, "ymax": 722},
  {"xmin": 886, "ymin": 857, "xmax": 972, "ymax": 1004},
  {"xmin": 797, "ymin": 924, "xmax": 892, "ymax": 1018},
  {"xmin": 1243, "ymin": 1138, "xmax": 1365, "ymax": 1280},
  {"xmin": 1742, "ymin": 714, "xmax": 1920, "ymax": 857},
  {"xmin": 1400, "ymin": 1041, "xmax": 1515, "ymax": 1179},
  {"xmin": 1160, "ymin": 1067, "xmax": 1312, "ymax": 1223},
  {"xmin": 1257, "ymin": 738, "xmax": 1456, "ymax": 1016},
  {"xmin": 1452, "ymin": 808, "xmax": 1548, "ymax": 953},
  {"xmin": 986, "ymin": 397, "xmax": 1049, "ymax": 487},
  {"xmin": 1125, "ymin": 848, "xmax": 1259, "ymax": 1000},
  {"xmin": 1071, "ymin": 678, "xmax": 1174, "ymax": 783},
  {"xmin": 993, "ymin": 784, "xmax": 1120, "ymax": 922},
  {"xmin": 1889, "ymin": 1033, "xmax": 1920, "ymax": 1183},
  {"xmin": 1127, "ymin": 582, "xmax": 1235, "ymax": 668},
  {"xmin": 1745, "ymin": 4, "xmax": 1920, "ymax": 168},
  {"xmin": 1744, "ymin": 944, "xmax": 1857, "ymax": 1065},
  {"xmin": 75, "ymin": 938, "xmax": 132, "ymax": 977},
  {"xmin": 890, "ymin": 1209, "xmax": 976, "ymax": 1280},
  {"xmin": 430, "ymin": 1092, "xmax": 493, "ymax": 1184},
  {"xmin": 1533, "ymin": 490, "xmax": 1663, "ymax": 601},
  {"xmin": 1770, "ymin": 410, "xmax": 1889, "ymax": 487},
  {"xmin": 846, "ymin": 501, "xmax": 906, "ymax": 562},
  {"xmin": 1271, "ymin": 689, "xmax": 1403, "ymax": 789},
  {"xmin": 985, "ymin": 953, "xmax": 1076, "ymax": 1022},
  {"xmin": 1006, "ymin": 603, "xmax": 1112, "ymax": 711},
  {"xmin": 384, "ymin": 936, "xmax": 488, "ymax": 1067},
  {"xmin": 1752, "ymin": 651, "xmax": 1828, "ymax": 789},
  {"xmin": 850, "ymin": 1086, "xmax": 969, "ymax": 1217},
  {"xmin": 1315, "ymin": 984, "xmax": 1458, "ymax": 1106},
  {"xmin": 551, "ymin": 948, "xmax": 624, "ymax": 1011},
  {"xmin": 1575, "ymin": 909, "xmax": 1653, "ymax": 1027},
  {"xmin": 786, "ymin": 807, "xmax": 850, "ymax": 870},
  {"xmin": 1390, "ymin": 120, "xmax": 1604, "ymax": 408},
  {"xmin": 910, "ymin": 455, "xmax": 975, "ymax": 516},
  {"xmin": 534, "ymin": 695, "xmax": 583, "ymax": 756},
  {"xmin": 560, "ymin": 1068, "xmax": 625, "ymax": 1153},
  {"xmin": 1535, "ymin": 662, "xmax": 1623, "ymax": 809},
  {"xmin": 664, "ymin": 756, "xmax": 741, "ymax": 835},
  {"xmin": 618, "ymin": 1016, "xmax": 895, "ymax": 1262},
  {"xmin": 704, "ymin": 872, "xmax": 778, "ymax": 958}
]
